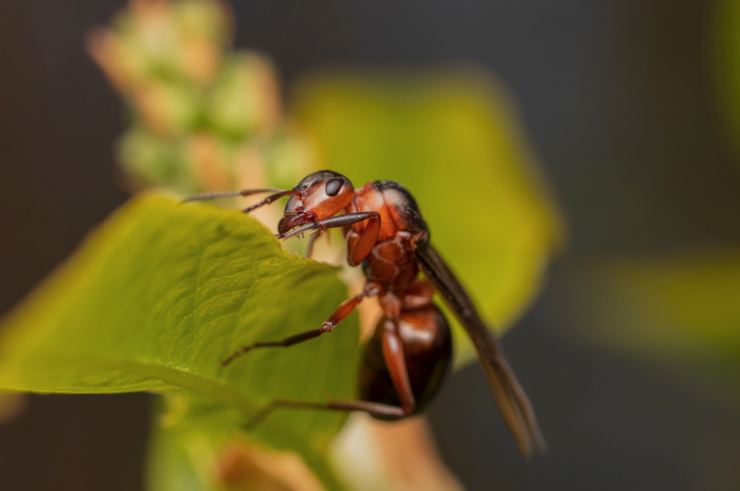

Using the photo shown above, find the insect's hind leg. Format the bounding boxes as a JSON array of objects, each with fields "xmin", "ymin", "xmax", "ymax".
[{"xmin": 245, "ymin": 399, "xmax": 405, "ymax": 430}]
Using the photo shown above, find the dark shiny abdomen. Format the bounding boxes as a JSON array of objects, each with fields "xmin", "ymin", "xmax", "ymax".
[{"xmin": 359, "ymin": 304, "xmax": 453, "ymax": 419}]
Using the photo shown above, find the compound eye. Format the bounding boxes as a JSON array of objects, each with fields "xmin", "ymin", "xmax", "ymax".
[{"xmin": 325, "ymin": 178, "xmax": 343, "ymax": 197}]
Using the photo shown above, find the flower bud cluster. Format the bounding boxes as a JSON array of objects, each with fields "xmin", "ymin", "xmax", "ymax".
[{"xmin": 89, "ymin": 0, "xmax": 310, "ymax": 194}]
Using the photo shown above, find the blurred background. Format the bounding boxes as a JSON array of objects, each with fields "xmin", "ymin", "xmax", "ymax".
[{"xmin": 1, "ymin": 1, "xmax": 739, "ymax": 490}]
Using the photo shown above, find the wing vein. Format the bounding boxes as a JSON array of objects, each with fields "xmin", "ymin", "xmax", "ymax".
[{"xmin": 416, "ymin": 243, "xmax": 546, "ymax": 456}]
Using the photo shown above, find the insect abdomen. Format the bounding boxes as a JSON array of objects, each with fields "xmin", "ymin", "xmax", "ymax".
[{"xmin": 359, "ymin": 304, "xmax": 452, "ymax": 419}]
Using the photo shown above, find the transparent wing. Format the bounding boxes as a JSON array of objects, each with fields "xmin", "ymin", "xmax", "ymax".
[{"xmin": 416, "ymin": 243, "xmax": 546, "ymax": 456}]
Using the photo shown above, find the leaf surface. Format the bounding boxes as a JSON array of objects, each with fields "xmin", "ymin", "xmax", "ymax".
[
  {"xmin": 574, "ymin": 251, "xmax": 740, "ymax": 381},
  {"xmin": 713, "ymin": 0, "xmax": 740, "ymax": 162},
  {"xmin": 0, "ymin": 194, "xmax": 359, "ymax": 465}
]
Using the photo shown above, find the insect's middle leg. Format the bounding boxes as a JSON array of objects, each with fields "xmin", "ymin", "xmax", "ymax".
[{"xmin": 221, "ymin": 284, "xmax": 379, "ymax": 367}]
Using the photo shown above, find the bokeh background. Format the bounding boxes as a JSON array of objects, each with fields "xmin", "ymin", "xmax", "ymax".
[{"xmin": 1, "ymin": 1, "xmax": 739, "ymax": 490}]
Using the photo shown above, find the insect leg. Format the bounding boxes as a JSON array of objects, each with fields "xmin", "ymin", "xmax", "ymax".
[
  {"xmin": 278, "ymin": 212, "xmax": 379, "ymax": 240},
  {"xmin": 221, "ymin": 285, "xmax": 378, "ymax": 367},
  {"xmin": 305, "ymin": 230, "xmax": 323, "ymax": 259},
  {"xmin": 380, "ymin": 318, "xmax": 416, "ymax": 415},
  {"xmin": 346, "ymin": 212, "xmax": 381, "ymax": 266},
  {"xmin": 245, "ymin": 399, "xmax": 405, "ymax": 430}
]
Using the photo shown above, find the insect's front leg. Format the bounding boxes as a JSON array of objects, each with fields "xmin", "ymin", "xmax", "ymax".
[
  {"xmin": 345, "ymin": 212, "xmax": 381, "ymax": 266},
  {"xmin": 278, "ymin": 212, "xmax": 378, "ymax": 240},
  {"xmin": 221, "ymin": 282, "xmax": 381, "ymax": 367},
  {"xmin": 305, "ymin": 230, "xmax": 323, "ymax": 259}
]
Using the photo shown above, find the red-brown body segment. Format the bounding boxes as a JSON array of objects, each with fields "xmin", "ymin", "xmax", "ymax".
[
  {"xmin": 338, "ymin": 181, "xmax": 452, "ymax": 417},
  {"xmin": 360, "ymin": 304, "xmax": 452, "ymax": 418},
  {"xmin": 202, "ymin": 170, "xmax": 545, "ymax": 456},
  {"xmin": 342, "ymin": 180, "xmax": 446, "ymax": 417},
  {"xmin": 224, "ymin": 175, "xmax": 449, "ymax": 417},
  {"xmin": 278, "ymin": 171, "xmax": 354, "ymax": 234}
]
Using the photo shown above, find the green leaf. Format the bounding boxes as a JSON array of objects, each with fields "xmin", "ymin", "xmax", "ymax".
[
  {"xmin": 712, "ymin": 0, "xmax": 740, "ymax": 162},
  {"xmin": 147, "ymin": 406, "xmax": 213, "ymax": 491},
  {"xmin": 146, "ymin": 392, "xmax": 349, "ymax": 491},
  {"xmin": 294, "ymin": 71, "xmax": 564, "ymax": 361},
  {"xmin": 572, "ymin": 251, "xmax": 740, "ymax": 387},
  {"xmin": 0, "ymin": 194, "xmax": 359, "ymax": 481}
]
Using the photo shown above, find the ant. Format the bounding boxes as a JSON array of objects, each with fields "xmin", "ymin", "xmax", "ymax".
[{"xmin": 187, "ymin": 170, "xmax": 546, "ymax": 456}]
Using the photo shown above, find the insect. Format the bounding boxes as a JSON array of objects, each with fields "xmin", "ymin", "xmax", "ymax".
[{"xmin": 187, "ymin": 170, "xmax": 546, "ymax": 456}]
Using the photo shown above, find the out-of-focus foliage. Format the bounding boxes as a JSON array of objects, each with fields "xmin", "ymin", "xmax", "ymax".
[
  {"xmin": 148, "ymin": 395, "xmax": 342, "ymax": 491},
  {"xmin": 295, "ymin": 72, "xmax": 564, "ymax": 360},
  {"xmin": 570, "ymin": 5, "xmax": 740, "ymax": 400},
  {"xmin": 0, "ymin": 392, "xmax": 25, "ymax": 424},
  {"xmin": 148, "ymin": 398, "xmax": 216, "ymax": 491},
  {"xmin": 88, "ymin": 0, "xmax": 311, "ymax": 194},
  {"xmin": 0, "ymin": 195, "xmax": 357, "ymax": 489},
  {"xmin": 713, "ymin": 0, "xmax": 740, "ymax": 163},
  {"xmin": 574, "ymin": 251, "xmax": 740, "ymax": 389},
  {"xmin": 330, "ymin": 416, "xmax": 464, "ymax": 491},
  {"xmin": 1, "ymin": 1, "xmax": 565, "ymax": 489}
]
